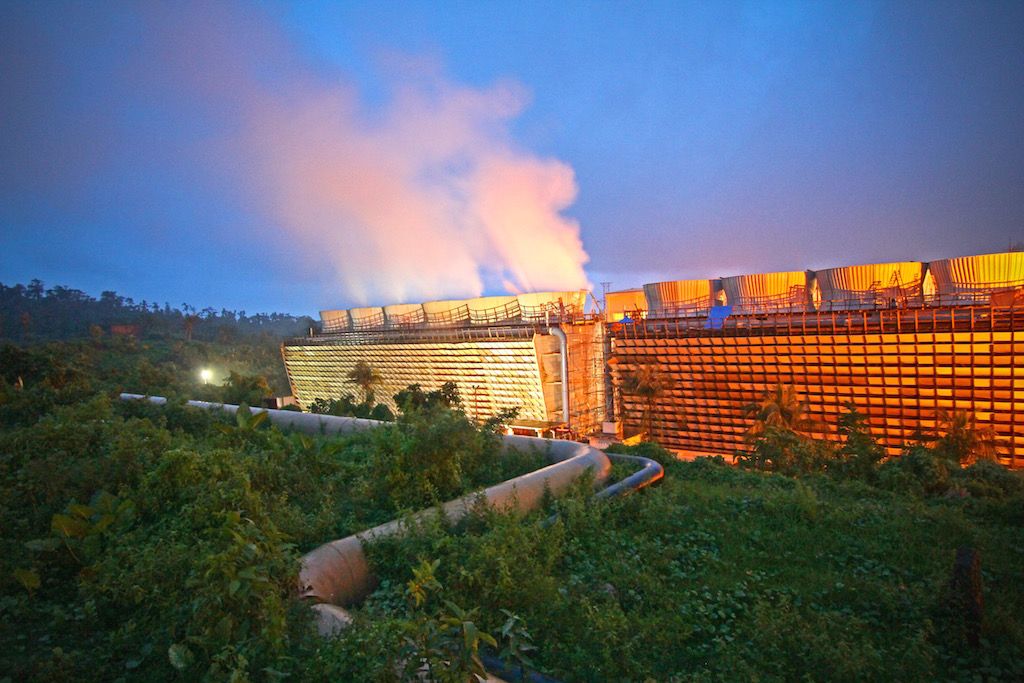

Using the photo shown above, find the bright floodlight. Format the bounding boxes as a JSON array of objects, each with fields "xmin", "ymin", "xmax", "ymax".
[{"xmin": 200, "ymin": 369, "xmax": 212, "ymax": 384}]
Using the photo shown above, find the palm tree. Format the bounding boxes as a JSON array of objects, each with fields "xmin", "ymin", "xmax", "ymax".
[
  {"xmin": 621, "ymin": 364, "xmax": 672, "ymax": 440},
  {"xmin": 932, "ymin": 409, "xmax": 997, "ymax": 465},
  {"xmin": 347, "ymin": 361, "xmax": 383, "ymax": 405},
  {"xmin": 743, "ymin": 383, "xmax": 822, "ymax": 441}
]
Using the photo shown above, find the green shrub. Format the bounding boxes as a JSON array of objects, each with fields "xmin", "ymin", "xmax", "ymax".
[
  {"xmin": 953, "ymin": 459, "xmax": 1024, "ymax": 499},
  {"xmin": 878, "ymin": 447, "xmax": 951, "ymax": 496},
  {"xmin": 831, "ymin": 402, "xmax": 885, "ymax": 481},
  {"xmin": 606, "ymin": 440, "xmax": 678, "ymax": 468},
  {"xmin": 736, "ymin": 424, "xmax": 835, "ymax": 475}
]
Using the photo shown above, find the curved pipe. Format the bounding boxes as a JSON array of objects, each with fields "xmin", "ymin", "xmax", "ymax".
[
  {"xmin": 599, "ymin": 452, "xmax": 664, "ymax": 499},
  {"xmin": 120, "ymin": 395, "xmax": 612, "ymax": 603},
  {"xmin": 119, "ymin": 395, "xmax": 663, "ymax": 639},
  {"xmin": 300, "ymin": 436, "xmax": 610, "ymax": 606}
]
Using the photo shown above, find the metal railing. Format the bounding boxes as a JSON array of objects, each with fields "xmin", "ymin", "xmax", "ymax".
[
  {"xmin": 311, "ymin": 302, "xmax": 590, "ymax": 337},
  {"xmin": 349, "ymin": 311, "xmax": 387, "ymax": 330},
  {"xmin": 288, "ymin": 323, "xmax": 539, "ymax": 346},
  {"xmin": 425, "ymin": 304, "xmax": 471, "ymax": 326},
  {"xmin": 469, "ymin": 300, "xmax": 522, "ymax": 325},
  {"xmin": 645, "ymin": 293, "xmax": 713, "ymax": 320},
  {"xmin": 385, "ymin": 309, "xmax": 425, "ymax": 328},
  {"xmin": 611, "ymin": 302, "xmax": 1024, "ymax": 340}
]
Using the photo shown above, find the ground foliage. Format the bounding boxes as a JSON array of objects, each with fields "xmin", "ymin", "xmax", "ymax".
[
  {"xmin": 347, "ymin": 447, "xmax": 1024, "ymax": 682},
  {"xmin": 0, "ymin": 341, "xmax": 540, "ymax": 681},
  {"xmin": 2, "ymin": 342, "xmax": 1023, "ymax": 682}
]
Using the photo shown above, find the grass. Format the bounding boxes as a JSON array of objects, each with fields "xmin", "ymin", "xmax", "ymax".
[
  {"xmin": 343, "ymin": 455, "xmax": 1024, "ymax": 682},
  {"xmin": 3, "ymin": 338, "xmax": 1022, "ymax": 681}
]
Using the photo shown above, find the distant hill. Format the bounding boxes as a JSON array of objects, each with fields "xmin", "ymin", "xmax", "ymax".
[{"xmin": 0, "ymin": 280, "xmax": 316, "ymax": 343}]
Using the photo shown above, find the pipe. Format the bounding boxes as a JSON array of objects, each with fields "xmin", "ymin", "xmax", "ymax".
[
  {"xmin": 119, "ymin": 395, "xmax": 663, "ymax": 645},
  {"xmin": 119, "ymin": 394, "xmax": 380, "ymax": 435},
  {"xmin": 598, "ymin": 452, "xmax": 664, "ymax": 499},
  {"xmin": 300, "ymin": 436, "xmax": 611, "ymax": 607},
  {"xmin": 119, "ymin": 394, "xmax": 612, "ymax": 605},
  {"xmin": 548, "ymin": 326, "xmax": 570, "ymax": 427}
]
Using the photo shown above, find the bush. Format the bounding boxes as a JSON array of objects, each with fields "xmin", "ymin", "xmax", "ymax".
[
  {"xmin": 831, "ymin": 403, "xmax": 885, "ymax": 481},
  {"xmin": 0, "ymin": 343, "xmax": 547, "ymax": 680},
  {"xmin": 877, "ymin": 447, "xmax": 951, "ymax": 496},
  {"xmin": 606, "ymin": 440, "xmax": 678, "ymax": 469},
  {"xmin": 953, "ymin": 459, "xmax": 1024, "ymax": 499},
  {"xmin": 735, "ymin": 425, "xmax": 834, "ymax": 476}
]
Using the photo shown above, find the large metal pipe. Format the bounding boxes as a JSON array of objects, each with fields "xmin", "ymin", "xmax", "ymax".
[
  {"xmin": 119, "ymin": 395, "xmax": 663, "ymax": 638},
  {"xmin": 598, "ymin": 452, "xmax": 665, "ymax": 499},
  {"xmin": 120, "ymin": 394, "xmax": 379, "ymax": 434},
  {"xmin": 300, "ymin": 435, "xmax": 611, "ymax": 606},
  {"xmin": 547, "ymin": 327, "xmax": 570, "ymax": 428}
]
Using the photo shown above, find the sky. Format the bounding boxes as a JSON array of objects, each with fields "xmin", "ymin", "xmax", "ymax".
[{"xmin": 2, "ymin": 0, "xmax": 1023, "ymax": 315}]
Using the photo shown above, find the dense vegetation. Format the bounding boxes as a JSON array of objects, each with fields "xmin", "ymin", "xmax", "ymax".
[
  {"xmin": 347, "ymin": 447, "xmax": 1024, "ymax": 681},
  {"xmin": 309, "ymin": 385, "xmax": 1024, "ymax": 681},
  {"xmin": 0, "ymin": 341, "xmax": 541, "ymax": 681},
  {"xmin": 0, "ymin": 280, "xmax": 316, "ymax": 343},
  {"xmin": 1, "ymin": 289, "xmax": 1022, "ymax": 681}
]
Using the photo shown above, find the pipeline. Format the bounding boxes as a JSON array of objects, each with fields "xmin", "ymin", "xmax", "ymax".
[
  {"xmin": 119, "ymin": 394, "xmax": 663, "ymax": 649},
  {"xmin": 547, "ymin": 326, "xmax": 571, "ymax": 427}
]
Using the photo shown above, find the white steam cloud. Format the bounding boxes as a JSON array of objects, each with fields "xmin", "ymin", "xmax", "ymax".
[{"xmin": 240, "ymin": 70, "xmax": 589, "ymax": 305}]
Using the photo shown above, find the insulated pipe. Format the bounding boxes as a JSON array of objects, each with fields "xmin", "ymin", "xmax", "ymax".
[
  {"xmin": 301, "ymin": 435, "xmax": 610, "ymax": 606},
  {"xmin": 599, "ymin": 452, "xmax": 664, "ymax": 499},
  {"xmin": 547, "ymin": 327, "xmax": 570, "ymax": 427},
  {"xmin": 119, "ymin": 395, "xmax": 663, "ymax": 636},
  {"xmin": 119, "ymin": 394, "xmax": 379, "ymax": 434},
  {"xmin": 119, "ymin": 395, "xmax": 613, "ymax": 604}
]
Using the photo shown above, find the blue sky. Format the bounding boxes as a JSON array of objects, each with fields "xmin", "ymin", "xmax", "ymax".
[{"xmin": 2, "ymin": 1, "xmax": 1023, "ymax": 314}]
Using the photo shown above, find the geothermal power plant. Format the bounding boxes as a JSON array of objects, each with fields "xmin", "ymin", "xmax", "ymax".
[{"xmin": 282, "ymin": 251, "xmax": 1024, "ymax": 467}]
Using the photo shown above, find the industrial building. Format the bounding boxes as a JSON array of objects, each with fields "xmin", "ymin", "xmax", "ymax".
[
  {"xmin": 282, "ymin": 251, "xmax": 1024, "ymax": 467},
  {"xmin": 282, "ymin": 291, "xmax": 606, "ymax": 438}
]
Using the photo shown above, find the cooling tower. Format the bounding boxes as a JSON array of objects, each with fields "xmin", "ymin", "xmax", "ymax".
[
  {"xmin": 605, "ymin": 289, "xmax": 648, "ymax": 322},
  {"xmin": 319, "ymin": 309, "xmax": 350, "ymax": 333},
  {"xmin": 517, "ymin": 290, "xmax": 587, "ymax": 320},
  {"xmin": 642, "ymin": 280, "xmax": 713, "ymax": 318},
  {"xmin": 928, "ymin": 252, "xmax": 1024, "ymax": 303},
  {"xmin": 466, "ymin": 295, "xmax": 521, "ymax": 324},
  {"xmin": 815, "ymin": 261, "xmax": 925, "ymax": 310},
  {"xmin": 721, "ymin": 271, "xmax": 810, "ymax": 313},
  {"xmin": 348, "ymin": 307, "xmax": 386, "ymax": 329},
  {"xmin": 422, "ymin": 299, "xmax": 471, "ymax": 325},
  {"xmin": 384, "ymin": 303, "xmax": 425, "ymax": 327}
]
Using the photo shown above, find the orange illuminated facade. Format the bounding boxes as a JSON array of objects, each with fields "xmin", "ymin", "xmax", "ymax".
[
  {"xmin": 285, "ymin": 251, "xmax": 1024, "ymax": 467},
  {"xmin": 609, "ymin": 305, "xmax": 1024, "ymax": 467}
]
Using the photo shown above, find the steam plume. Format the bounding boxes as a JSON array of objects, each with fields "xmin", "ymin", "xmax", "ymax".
[{"xmin": 144, "ymin": 4, "xmax": 589, "ymax": 306}]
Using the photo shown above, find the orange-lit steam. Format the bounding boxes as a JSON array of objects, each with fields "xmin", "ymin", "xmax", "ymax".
[
  {"xmin": 137, "ymin": 3, "xmax": 590, "ymax": 306},
  {"xmin": 242, "ymin": 71, "xmax": 589, "ymax": 305}
]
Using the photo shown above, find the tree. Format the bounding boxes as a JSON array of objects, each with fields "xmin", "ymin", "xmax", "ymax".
[
  {"xmin": 347, "ymin": 361, "xmax": 382, "ymax": 404},
  {"xmin": 394, "ymin": 382, "xmax": 461, "ymax": 414},
  {"xmin": 222, "ymin": 371, "xmax": 272, "ymax": 406},
  {"xmin": 834, "ymin": 402, "xmax": 884, "ymax": 479},
  {"xmin": 743, "ymin": 382, "xmax": 822, "ymax": 439},
  {"xmin": 26, "ymin": 279, "xmax": 44, "ymax": 299},
  {"xmin": 932, "ymin": 409, "xmax": 998, "ymax": 466},
  {"xmin": 621, "ymin": 364, "xmax": 673, "ymax": 441},
  {"xmin": 737, "ymin": 383, "xmax": 829, "ymax": 474},
  {"xmin": 183, "ymin": 314, "xmax": 200, "ymax": 341}
]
